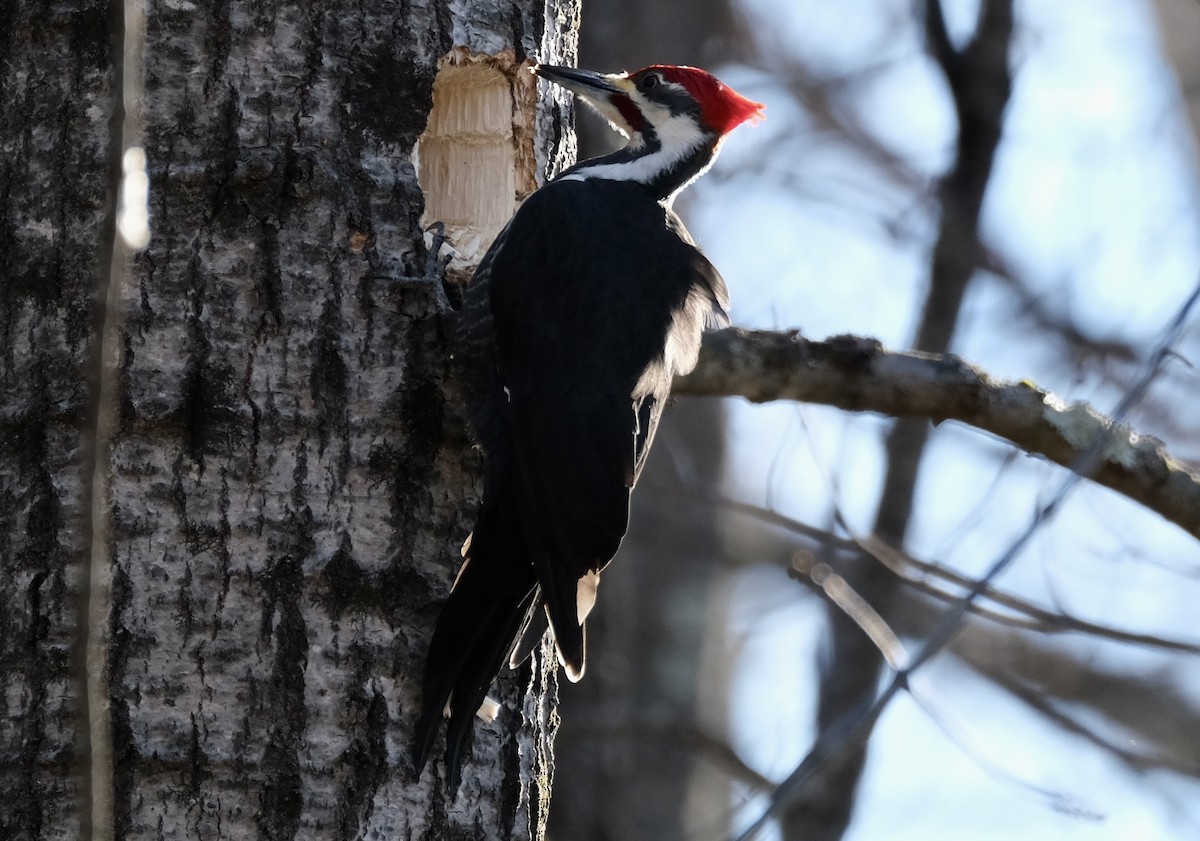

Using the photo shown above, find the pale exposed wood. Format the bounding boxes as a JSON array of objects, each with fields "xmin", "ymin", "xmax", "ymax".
[{"xmin": 418, "ymin": 50, "xmax": 533, "ymax": 274}]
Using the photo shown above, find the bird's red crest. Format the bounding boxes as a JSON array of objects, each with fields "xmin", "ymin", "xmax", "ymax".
[{"xmin": 644, "ymin": 65, "xmax": 764, "ymax": 135}]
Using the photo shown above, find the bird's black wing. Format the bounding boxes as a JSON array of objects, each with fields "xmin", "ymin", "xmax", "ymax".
[
  {"xmin": 487, "ymin": 178, "xmax": 727, "ymax": 679},
  {"xmin": 629, "ymin": 205, "xmax": 729, "ymax": 486}
]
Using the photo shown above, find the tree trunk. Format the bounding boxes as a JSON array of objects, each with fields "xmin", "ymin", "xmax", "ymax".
[{"xmin": 1, "ymin": 0, "xmax": 579, "ymax": 838}]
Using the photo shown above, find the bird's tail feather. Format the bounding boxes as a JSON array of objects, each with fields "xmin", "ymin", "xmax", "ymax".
[
  {"xmin": 538, "ymin": 562, "xmax": 587, "ymax": 682},
  {"xmin": 508, "ymin": 599, "xmax": 550, "ymax": 670},
  {"xmin": 412, "ymin": 491, "xmax": 537, "ymax": 791}
]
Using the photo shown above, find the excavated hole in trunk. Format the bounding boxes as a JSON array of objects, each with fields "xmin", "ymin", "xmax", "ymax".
[{"xmin": 415, "ymin": 60, "xmax": 519, "ymax": 279}]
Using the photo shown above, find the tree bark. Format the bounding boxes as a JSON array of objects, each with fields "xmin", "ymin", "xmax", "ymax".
[
  {"xmin": 6, "ymin": 2, "xmax": 1195, "ymax": 840},
  {"xmin": 1, "ymin": 0, "xmax": 578, "ymax": 838}
]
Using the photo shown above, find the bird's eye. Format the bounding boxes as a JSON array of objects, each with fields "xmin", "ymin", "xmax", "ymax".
[{"xmin": 640, "ymin": 73, "xmax": 662, "ymax": 91}]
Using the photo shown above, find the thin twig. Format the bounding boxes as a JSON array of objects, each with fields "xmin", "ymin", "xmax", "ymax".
[
  {"xmin": 852, "ymin": 530, "xmax": 1200, "ymax": 656},
  {"xmin": 795, "ymin": 558, "xmax": 1107, "ymax": 820},
  {"xmin": 991, "ymin": 672, "xmax": 1200, "ymax": 778},
  {"xmin": 790, "ymin": 555, "xmax": 907, "ymax": 670},
  {"xmin": 708, "ymin": 491, "xmax": 1200, "ymax": 656}
]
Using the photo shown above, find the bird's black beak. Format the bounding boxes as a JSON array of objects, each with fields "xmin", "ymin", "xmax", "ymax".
[{"xmin": 534, "ymin": 65, "xmax": 624, "ymax": 99}]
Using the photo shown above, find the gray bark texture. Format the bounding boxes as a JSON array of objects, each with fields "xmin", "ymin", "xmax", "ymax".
[
  {"xmin": 676, "ymin": 329, "xmax": 1200, "ymax": 540},
  {"xmin": 1, "ymin": 0, "xmax": 580, "ymax": 839}
]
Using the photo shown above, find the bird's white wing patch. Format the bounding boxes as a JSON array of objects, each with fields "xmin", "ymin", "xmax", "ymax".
[
  {"xmin": 442, "ymin": 692, "xmax": 501, "ymax": 722},
  {"xmin": 476, "ymin": 696, "xmax": 501, "ymax": 722},
  {"xmin": 576, "ymin": 569, "xmax": 601, "ymax": 624}
]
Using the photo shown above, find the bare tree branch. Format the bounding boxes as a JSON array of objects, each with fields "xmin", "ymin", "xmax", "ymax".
[
  {"xmin": 676, "ymin": 328, "xmax": 1200, "ymax": 539},
  {"xmin": 765, "ymin": 500, "xmax": 1200, "ymax": 781},
  {"xmin": 984, "ymin": 667, "xmax": 1200, "ymax": 777},
  {"xmin": 789, "ymin": 546, "xmax": 1172, "ymax": 817},
  {"xmin": 984, "ymin": 259, "xmax": 1142, "ymax": 366}
]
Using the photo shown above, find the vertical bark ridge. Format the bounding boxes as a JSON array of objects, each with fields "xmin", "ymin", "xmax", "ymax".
[
  {"xmin": 1, "ymin": 2, "xmax": 574, "ymax": 838},
  {"xmin": 0, "ymin": 2, "xmax": 120, "ymax": 839}
]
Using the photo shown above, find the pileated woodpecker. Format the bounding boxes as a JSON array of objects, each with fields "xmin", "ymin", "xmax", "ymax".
[{"xmin": 413, "ymin": 63, "xmax": 763, "ymax": 788}]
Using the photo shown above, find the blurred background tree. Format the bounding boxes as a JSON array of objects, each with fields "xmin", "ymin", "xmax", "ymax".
[{"xmin": 551, "ymin": 1, "xmax": 1200, "ymax": 840}]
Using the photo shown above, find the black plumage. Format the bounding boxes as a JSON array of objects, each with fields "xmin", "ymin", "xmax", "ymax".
[{"xmin": 413, "ymin": 177, "xmax": 729, "ymax": 789}]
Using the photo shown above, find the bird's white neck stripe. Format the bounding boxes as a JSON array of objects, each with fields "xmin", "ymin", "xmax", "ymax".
[
  {"xmin": 559, "ymin": 111, "xmax": 711, "ymax": 204},
  {"xmin": 560, "ymin": 144, "xmax": 690, "ymax": 182}
]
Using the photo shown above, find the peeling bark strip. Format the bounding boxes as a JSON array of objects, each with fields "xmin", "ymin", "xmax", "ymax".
[{"xmin": 677, "ymin": 329, "xmax": 1200, "ymax": 538}]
